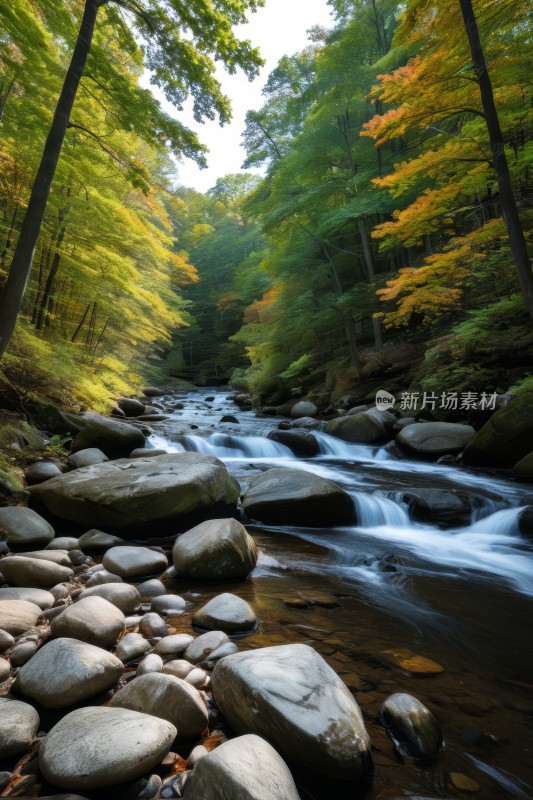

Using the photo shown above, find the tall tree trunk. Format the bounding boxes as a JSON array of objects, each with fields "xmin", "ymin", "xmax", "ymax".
[
  {"xmin": 459, "ymin": 0, "xmax": 533, "ymax": 317},
  {"xmin": 357, "ymin": 218, "xmax": 383, "ymax": 351},
  {"xmin": 36, "ymin": 204, "xmax": 69, "ymax": 330},
  {"xmin": 71, "ymin": 302, "xmax": 91, "ymax": 343},
  {"xmin": 0, "ymin": 202, "xmax": 19, "ymax": 270},
  {"xmin": 0, "ymin": 0, "xmax": 100, "ymax": 359},
  {"xmin": 321, "ymin": 243, "xmax": 362, "ymax": 377}
]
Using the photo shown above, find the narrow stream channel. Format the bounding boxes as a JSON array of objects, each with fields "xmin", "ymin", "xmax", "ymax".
[{"xmin": 148, "ymin": 389, "xmax": 533, "ymax": 799}]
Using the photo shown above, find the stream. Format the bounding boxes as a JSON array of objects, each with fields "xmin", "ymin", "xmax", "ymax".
[{"xmin": 148, "ymin": 389, "xmax": 533, "ymax": 799}]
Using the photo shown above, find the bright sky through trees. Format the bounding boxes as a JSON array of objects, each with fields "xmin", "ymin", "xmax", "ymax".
[{"xmin": 172, "ymin": 0, "xmax": 333, "ymax": 191}]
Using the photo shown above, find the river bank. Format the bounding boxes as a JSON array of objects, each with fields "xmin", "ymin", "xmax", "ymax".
[{"xmin": 0, "ymin": 388, "xmax": 532, "ymax": 799}]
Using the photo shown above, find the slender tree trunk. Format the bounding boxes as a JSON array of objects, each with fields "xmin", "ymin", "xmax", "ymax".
[
  {"xmin": 0, "ymin": 0, "xmax": 100, "ymax": 359},
  {"xmin": 36, "ymin": 208, "xmax": 69, "ymax": 329},
  {"xmin": 321, "ymin": 243, "xmax": 362, "ymax": 377},
  {"xmin": 459, "ymin": 0, "xmax": 533, "ymax": 317},
  {"xmin": 0, "ymin": 78, "xmax": 14, "ymax": 123},
  {"xmin": 71, "ymin": 302, "xmax": 91, "ymax": 343},
  {"xmin": 0, "ymin": 202, "xmax": 19, "ymax": 270},
  {"xmin": 357, "ymin": 218, "xmax": 383, "ymax": 351}
]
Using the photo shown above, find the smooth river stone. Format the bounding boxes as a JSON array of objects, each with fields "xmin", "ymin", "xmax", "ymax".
[
  {"xmin": 39, "ymin": 706, "xmax": 176, "ymax": 789},
  {"xmin": 102, "ymin": 546, "xmax": 168, "ymax": 578},
  {"xmin": 16, "ymin": 637, "xmax": 124, "ymax": 709},
  {"xmin": 78, "ymin": 529, "xmax": 126, "ymax": 552},
  {"xmin": 380, "ymin": 648, "xmax": 444, "ymax": 675},
  {"xmin": 23, "ymin": 549, "xmax": 72, "ymax": 566},
  {"xmin": 151, "ymin": 594, "xmax": 187, "ymax": 615},
  {"xmin": 183, "ymin": 631, "xmax": 230, "ymax": 664},
  {"xmin": 136, "ymin": 579, "xmax": 167, "ymax": 601},
  {"xmin": 192, "ymin": 593, "xmax": 256, "ymax": 632},
  {"xmin": 0, "ymin": 556, "xmax": 73, "ymax": 587},
  {"xmin": 115, "ymin": 632, "xmax": 151, "ymax": 663},
  {"xmin": 379, "ymin": 693, "xmax": 444, "ymax": 758},
  {"xmin": 0, "ymin": 506, "xmax": 55, "ymax": 546},
  {"xmin": 51, "ymin": 596, "xmax": 125, "ymax": 647},
  {"xmin": 0, "ymin": 599, "xmax": 42, "ymax": 635},
  {"xmin": 76, "ymin": 583, "xmax": 141, "ymax": 614},
  {"xmin": 0, "ymin": 587, "xmax": 55, "ymax": 609},
  {"xmin": 85, "ymin": 569, "xmax": 123, "ymax": 587},
  {"xmin": 0, "ymin": 657, "xmax": 10, "ymax": 682},
  {"xmin": 154, "ymin": 634, "xmax": 193, "ymax": 656},
  {"xmin": 0, "ymin": 697, "xmax": 40, "ymax": 757},
  {"xmin": 107, "ymin": 672, "xmax": 208, "ymax": 738},
  {"xmin": 46, "ymin": 537, "xmax": 81, "ymax": 550},
  {"xmin": 172, "ymin": 518, "xmax": 258, "ymax": 580},
  {"xmin": 183, "ymin": 734, "xmax": 301, "ymax": 800},
  {"xmin": 211, "ymin": 643, "xmax": 372, "ymax": 780}
]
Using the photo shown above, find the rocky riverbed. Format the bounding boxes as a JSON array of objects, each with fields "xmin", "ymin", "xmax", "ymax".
[{"xmin": 0, "ymin": 387, "xmax": 532, "ymax": 799}]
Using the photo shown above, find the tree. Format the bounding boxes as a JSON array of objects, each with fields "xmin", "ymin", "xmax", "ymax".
[
  {"xmin": 458, "ymin": 0, "xmax": 533, "ymax": 317},
  {"xmin": 0, "ymin": 0, "xmax": 264, "ymax": 360}
]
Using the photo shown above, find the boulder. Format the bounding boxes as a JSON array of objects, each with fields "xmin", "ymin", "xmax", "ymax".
[
  {"xmin": 514, "ymin": 450, "xmax": 533, "ymax": 481},
  {"xmin": 398, "ymin": 488, "xmax": 473, "ymax": 528},
  {"xmin": 0, "ymin": 697, "xmax": 40, "ymax": 757},
  {"xmin": 50, "ymin": 596, "xmax": 125, "ymax": 647},
  {"xmin": 108, "ymin": 672, "xmax": 208, "ymax": 738},
  {"xmin": 183, "ymin": 734, "xmax": 301, "ymax": 800},
  {"xmin": 0, "ymin": 599, "xmax": 42, "ymax": 635},
  {"xmin": 76, "ymin": 583, "xmax": 141, "ymax": 614},
  {"xmin": 16, "ymin": 637, "xmax": 124, "ymax": 708},
  {"xmin": 291, "ymin": 400, "xmax": 317, "ymax": 419},
  {"xmin": 102, "ymin": 546, "xmax": 167, "ymax": 578},
  {"xmin": 31, "ymin": 453, "xmax": 240, "ymax": 533},
  {"xmin": 172, "ymin": 518, "xmax": 258, "ymax": 580},
  {"xmin": 117, "ymin": 398, "xmax": 146, "ymax": 417},
  {"xmin": 0, "ymin": 506, "xmax": 55, "ymax": 546},
  {"xmin": 324, "ymin": 411, "xmax": 388, "ymax": 444},
  {"xmin": 211, "ymin": 643, "xmax": 371, "ymax": 780},
  {"xmin": 0, "ymin": 587, "xmax": 54, "ymax": 609},
  {"xmin": 397, "ymin": 422, "xmax": 475, "ymax": 458},
  {"xmin": 24, "ymin": 462, "xmax": 62, "ymax": 484},
  {"xmin": 267, "ymin": 430, "xmax": 320, "ymax": 457},
  {"xmin": 242, "ymin": 468, "xmax": 355, "ymax": 526},
  {"xmin": 463, "ymin": 393, "xmax": 533, "ymax": 467},
  {"xmin": 379, "ymin": 693, "xmax": 444, "ymax": 758},
  {"xmin": 68, "ymin": 448, "xmax": 109, "ymax": 469},
  {"xmin": 193, "ymin": 593, "xmax": 256, "ymax": 632},
  {"xmin": 0, "ymin": 556, "xmax": 73, "ymax": 587},
  {"xmin": 70, "ymin": 413, "xmax": 145, "ymax": 457},
  {"xmin": 275, "ymin": 400, "xmax": 298, "ymax": 417},
  {"xmin": 78, "ymin": 529, "xmax": 126, "ymax": 551},
  {"xmin": 39, "ymin": 707, "xmax": 176, "ymax": 789},
  {"xmin": 220, "ymin": 415, "xmax": 239, "ymax": 424}
]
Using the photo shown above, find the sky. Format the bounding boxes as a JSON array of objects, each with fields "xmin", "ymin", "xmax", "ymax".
[{"xmin": 166, "ymin": 0, "xmax": 333, "ymax": 192}]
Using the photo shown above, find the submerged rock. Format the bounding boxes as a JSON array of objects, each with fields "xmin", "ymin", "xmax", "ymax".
[
  {"xmin": 398, "ymin": 488, "xmax": 473, "ymax": 528},
  {"xmin": 39, "ymin": 707, "xmax": 176, "ymax": 789},
  {"xmin": 173, "ymin": 518, "xmax": 258, "ymax": 580},
  {"xmin": 183, "ymin": 734, "xmax": 301, "ymax": 800},
  {"xmin": 379, "ymin": 693, "xmax": 444, "ymax": 758},
  {"xmin": 242, "ymin": 467, "xmax": 355, "ymax": 526},
  {"xmin": 211, "ymin": 643, "xmax": 372, "ymax": 780},
  {"xmin": 31, "ymin": 453, "xmax": 240, "ymax": 533}
]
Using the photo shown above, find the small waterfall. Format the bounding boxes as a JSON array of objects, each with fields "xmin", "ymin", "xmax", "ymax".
[
  {"xmin": 352, "ymin": 491, "xmax": 411, "ymax": 528},
  {"xmin": 313, "ymin": 431, "xmax": 385, "ymax": 459},
  {"xmin": 467, "ymin": 506, "xmax": 524, "ymax": 536},
  {"xmin": 180, "ymin": 433, "xmax": 294, "ymax": 459}
]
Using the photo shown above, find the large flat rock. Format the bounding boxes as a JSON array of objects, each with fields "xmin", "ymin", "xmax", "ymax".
[
  {"xmin": 30, "ymin": 453, "xmax": 240, "ymax": 532},
  {"xmin": 211, "ymin": 643, "xmax": 371, "ymax": 780}
]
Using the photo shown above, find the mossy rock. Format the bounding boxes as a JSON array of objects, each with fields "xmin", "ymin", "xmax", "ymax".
[
  {"xmin": 463, "ymin": 393, "xmax": 533, "ymax": 467},
  {"xmin": 514, "ymin": 450, "xmax": 533, "ymax": 482}
]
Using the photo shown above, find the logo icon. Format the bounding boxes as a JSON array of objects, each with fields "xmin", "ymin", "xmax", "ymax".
[{"xmin": 375, "ymin": 390, "xmax": 396, "ymax": 411}]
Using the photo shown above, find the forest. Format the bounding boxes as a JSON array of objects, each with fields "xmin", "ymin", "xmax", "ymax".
[{"xmin": 0, "ymin": 0, "xmax": 531, "ymax": 412}]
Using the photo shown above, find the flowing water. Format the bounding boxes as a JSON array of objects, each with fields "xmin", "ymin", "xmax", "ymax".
[{"xmin": 149, "ymin": 389, "xmax": 533, "ymax": 799}]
